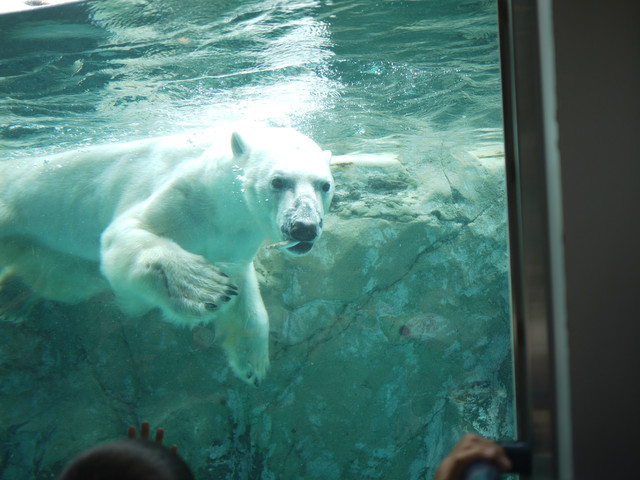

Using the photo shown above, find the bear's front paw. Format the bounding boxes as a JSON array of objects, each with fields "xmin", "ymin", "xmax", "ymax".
[
  {"xmin": 223, "ymin": 334, "xmax": 269, "ymax": 387},
  {"xmin": 144, "ymin": 254, "xmax": 239, "ymax": 321}
]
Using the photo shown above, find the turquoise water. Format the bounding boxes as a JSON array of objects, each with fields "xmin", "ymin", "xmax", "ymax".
[{"xmin": 0, "ymin": 1, "xmax": 514, "ymax": 479}]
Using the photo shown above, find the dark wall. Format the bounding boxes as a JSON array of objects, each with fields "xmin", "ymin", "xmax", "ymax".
[{"xmin": 553, "ymin": 1, "xmax": 640, "ymax": 478}]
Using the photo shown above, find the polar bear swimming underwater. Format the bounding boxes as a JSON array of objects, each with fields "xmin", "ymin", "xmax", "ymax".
[{"xmin": 0, "ymin": 127, "xmax": 334, "ymax": 385}]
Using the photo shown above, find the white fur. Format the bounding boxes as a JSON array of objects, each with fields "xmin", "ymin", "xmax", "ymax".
[{"xmin": 0, "ymin": 127, "xmax": 334, "ymax": 385}]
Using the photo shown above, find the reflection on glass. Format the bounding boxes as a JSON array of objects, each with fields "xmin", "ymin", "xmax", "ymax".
[{"xmin": 0, "ymin": 1, "xmax": 515, "ymax": 478}]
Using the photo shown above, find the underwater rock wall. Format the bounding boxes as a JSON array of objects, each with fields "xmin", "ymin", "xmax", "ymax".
[{"xmin": 0, "ymin": 145, "xmax": 514, "ymax": 480}]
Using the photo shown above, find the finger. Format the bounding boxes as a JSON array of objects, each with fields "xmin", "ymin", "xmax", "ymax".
[
  {"xmin": 461, "ymin": 441, "xmax": 512, "ymax": 472},
  {"xmin": 140, "ymin": 421, "xmax": 151, "ymax": 441},
  {"xmin": 155, "ymin": 428, "xmax": 165, "ymax": 444},
  {"xmin": 128, "ymin": 426, "xmax": 137, "ymax": 439},
  {"xmin": 170, "ymin": 444, "xmax": 178, "ymax": 454},
  {"xmin": 482, "ymin": 446, "xmax": 512, "ymax": 471}
]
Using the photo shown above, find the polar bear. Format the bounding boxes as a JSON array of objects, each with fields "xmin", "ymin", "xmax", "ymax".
[{"xmin": 0, "ymin": 127, "xmax": 334, "ymax": 385}]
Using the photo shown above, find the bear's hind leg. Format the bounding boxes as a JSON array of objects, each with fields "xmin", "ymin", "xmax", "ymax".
[
  {"xmin": 0, "ymin": 268, "xmax": 39, "ymax": 323},
  {"xmin": 0, "ymin": 237, "xmax": 109, "ymax": 308}
]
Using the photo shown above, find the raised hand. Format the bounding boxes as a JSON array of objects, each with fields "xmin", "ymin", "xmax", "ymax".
[{"xmin": 128, "ymin": 420, "xmax": 178, "ymax": 454}]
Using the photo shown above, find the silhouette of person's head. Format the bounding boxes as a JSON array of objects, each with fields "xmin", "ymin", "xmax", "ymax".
[{"xmin": 57, "ymin": 439, "xmax": 194, "ymax": 480}]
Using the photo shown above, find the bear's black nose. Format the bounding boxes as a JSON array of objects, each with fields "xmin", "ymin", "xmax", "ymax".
[{"xmin": 290, "ymin": 221, "xmax": 318, "ymax": 242}]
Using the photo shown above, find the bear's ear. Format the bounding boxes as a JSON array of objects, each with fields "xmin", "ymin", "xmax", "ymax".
[
  {"xmin": 231, "ymin": 131, "xmax": 249, "ymax": 157},
  {"xmin": 323, "ymin": 150, "xmax": 332, "ymax": 165}
]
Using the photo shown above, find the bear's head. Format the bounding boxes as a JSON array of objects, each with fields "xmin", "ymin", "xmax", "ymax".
[{"xmin": 231, "ymin": 127, "xmax": 334, "ymax": 256}]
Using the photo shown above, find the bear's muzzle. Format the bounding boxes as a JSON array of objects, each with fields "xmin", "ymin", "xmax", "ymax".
[{"xmin": 273, "ymin": 199, "xmax": 323, "ymax": 256}]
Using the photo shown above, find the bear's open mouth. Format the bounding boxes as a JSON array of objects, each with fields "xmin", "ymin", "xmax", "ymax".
[
  {"xmin": 266, "ymin": 239, "xmax": 314, "ymax": 255},
  {"xmin": 287, "ymin": 241, "xmax": 313, "ymax": 254}
]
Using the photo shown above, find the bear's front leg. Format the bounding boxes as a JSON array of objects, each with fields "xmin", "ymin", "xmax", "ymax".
[
  {"xmin": 216, "ymin": 262, "xmax": 270, "ymax": 386},
  {"xmin": 100, "ymin": 219, "xmax": 238, "ymax": 324}
]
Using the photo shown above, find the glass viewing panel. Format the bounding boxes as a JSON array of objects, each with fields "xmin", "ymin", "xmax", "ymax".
[{"xmin": 0, "ymin": 1, "xmax": 516, "ymax": 478}]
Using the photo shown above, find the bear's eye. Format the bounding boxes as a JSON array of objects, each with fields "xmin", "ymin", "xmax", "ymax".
[
  {"xmin": 271, "ymin": 178, "xmax": 284, "ymax": 190},
  {"xmin": 321, "ymin": 182, "xmax": 331, "ymax": 193}
]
